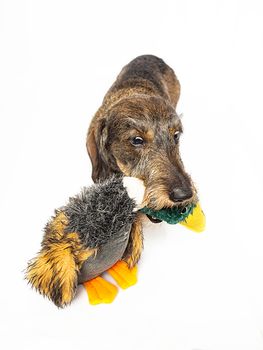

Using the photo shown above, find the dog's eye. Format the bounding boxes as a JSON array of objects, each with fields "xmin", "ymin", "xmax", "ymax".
[
  {"xmin": 131, "ymin": 136, "xmax": 144, "ymax": 146},
  {"xmin": 174, "ymin": 131, "xmax": 181, "ymax": 142}
]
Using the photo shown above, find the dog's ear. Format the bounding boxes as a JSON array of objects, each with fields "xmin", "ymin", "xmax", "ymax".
[{"xmin": 86, "ymin": 119, "xmax": 110, "ymax": 182}]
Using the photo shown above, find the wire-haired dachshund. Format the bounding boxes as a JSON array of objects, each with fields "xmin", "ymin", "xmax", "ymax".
[{"xmin": 86, "ymin": 54, "xmax": 197, "ymax": 268}]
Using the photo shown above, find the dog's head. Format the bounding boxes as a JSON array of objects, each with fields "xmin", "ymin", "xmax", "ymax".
[{"xmin": 87, "ymin": 95, "xmax": 197, "ymax": 212}]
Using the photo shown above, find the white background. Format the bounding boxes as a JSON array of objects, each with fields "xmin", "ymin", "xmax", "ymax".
[{"xmin": 0, "ymin": 0, "xmax": 263, "ymax": 349}]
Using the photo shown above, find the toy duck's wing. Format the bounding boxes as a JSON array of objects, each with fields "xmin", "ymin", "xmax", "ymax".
[{"xmin": 180, "ymin": 202, "xmax": 206, "ymax": 233}]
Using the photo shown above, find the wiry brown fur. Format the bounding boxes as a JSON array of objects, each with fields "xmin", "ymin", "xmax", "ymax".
[
  {"xmin": 122, "ymin": 212, "xmax": 144, "ymax": 268},
  {"xmin": 86, "ymin": 55, "xmax": 198, "ymax": 267},
  {"xmin": 25, "ymin": 211, "xmax": 96, "ymax": 308}
]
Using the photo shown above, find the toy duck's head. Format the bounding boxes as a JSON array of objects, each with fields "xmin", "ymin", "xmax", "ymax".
[
  {"xmin": 140, "ymin": 202, "xmax": 206, "ymax": 233},
  {"xmin": 124, "ymin": 175, "xmax": 205, "ymax": 233}
]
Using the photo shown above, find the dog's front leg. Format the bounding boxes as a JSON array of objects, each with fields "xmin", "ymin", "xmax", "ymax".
[{"xmin": 122, "ymin": 212, "xmax": 144, "ymax": 268}]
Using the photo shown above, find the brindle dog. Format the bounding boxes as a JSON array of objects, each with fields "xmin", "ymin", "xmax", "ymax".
[{"xmin": 86, "ymin": 55, "xmax": 197, "ymax": 268}]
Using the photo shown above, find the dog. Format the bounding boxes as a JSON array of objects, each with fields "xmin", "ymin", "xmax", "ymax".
[
  {"xmin": 25, "ymin": 55, "xmax": 198, "ymax": 308},
  {"xmin": 86, "ymin": 55, "xmax": 197, "ymax": 268}
]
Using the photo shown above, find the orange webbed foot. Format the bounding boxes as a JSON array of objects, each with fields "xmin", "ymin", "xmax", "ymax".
[
  {"xmin": 107, "ymin": 261, "xmax": 137, "ymax": 289},
  {"xmin": 83, "ymin": 276, "xmax": 118, "ymax": 305}
]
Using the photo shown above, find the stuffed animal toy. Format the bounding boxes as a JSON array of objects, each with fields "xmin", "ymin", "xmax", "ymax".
[{"xmin": 25, "ymin": 175, "xmax": 205, "ymax": 307}]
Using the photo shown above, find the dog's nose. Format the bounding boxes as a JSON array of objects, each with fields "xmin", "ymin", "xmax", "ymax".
[{"xmin": 169, "ymin": 188, "xmax": 193, "ymax": 203}]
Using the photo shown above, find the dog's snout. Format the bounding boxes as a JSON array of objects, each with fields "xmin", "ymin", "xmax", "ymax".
[{"xmin": 169, "ymin": 188, "xmax": 193, "ymax": 203}]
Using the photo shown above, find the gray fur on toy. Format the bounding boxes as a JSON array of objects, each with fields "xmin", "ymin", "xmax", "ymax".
[
  {"xmin": 64, "ymin": 175, "xmax": 136, "ymax": 249},
  {"xmin": 63, "ymin": 175, "xmax": 138, "ymax": 282}
]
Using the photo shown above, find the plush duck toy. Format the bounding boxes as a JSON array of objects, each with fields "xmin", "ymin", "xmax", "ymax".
[{"xmin": 25, "ymin": 175, "xmax": 205, "ymax": 308}]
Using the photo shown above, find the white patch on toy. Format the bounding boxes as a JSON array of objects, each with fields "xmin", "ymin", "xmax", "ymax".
[{"xmin": 123, "ymin": 177, "xmax": 146, "ymax": 211}]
